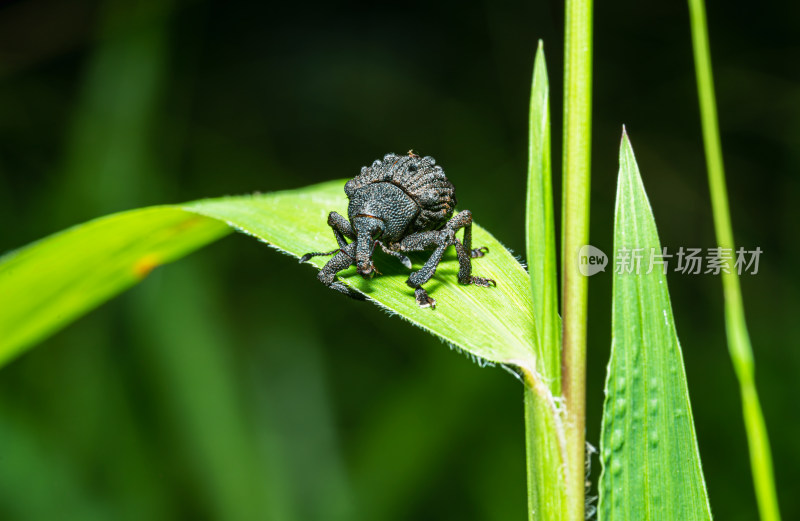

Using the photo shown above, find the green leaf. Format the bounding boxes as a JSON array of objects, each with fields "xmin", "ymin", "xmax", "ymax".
[
  {"xmin": 524, "ymin": 41, "xmax": 568, "ymax": 521},
  {"xmin": 0, "ymin": 180, "xmax": 537, "ymax": 371},
  {"xmin": 186, "ymin": 181, "xmax": 536, "ymax": 366},
  {"xmin": 0, "ymin": 209, "xmax": 231, "ymax": 366},
  {"xmin": 526, "ymin": 40, "xmax": 561, "ymax": 389},
  {"xmin": 598, "ymin": 130, "xmax": 712, "ymax": 520}
]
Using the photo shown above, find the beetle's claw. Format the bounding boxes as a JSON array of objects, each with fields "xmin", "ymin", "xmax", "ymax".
[
  {"xmin": 471, "ymin": 246, "xmax": 489, "ymax": 258},
  {"xmin": 469, "ymin": 276, "xmax": 496, "ymax": 288},
  {"xmin": 358, "ymin": 260, "xmax": 381, "ymax": 278},
  {"xmin": 299, "ymin": 253, "xmax": 312, "ymax": 263},
  {"xmin": 399, "ymin": 255, "xmax": 412, "ymax": 269},
  {"xmin": 414, "ymin": 288, "xmax": 436, "ymax": 309}
]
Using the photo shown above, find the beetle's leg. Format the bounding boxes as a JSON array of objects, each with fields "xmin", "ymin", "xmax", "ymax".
[
  {"xmin": 396, "ymin": 220, "xmax": 494, "ymax": 308},
  {"xmin": 406, "ymin": 239, "xmax": 448, "ymax": 307},
  {"xmin": 328, "ymin": 211, "xmax": 354, "ymax": 248},
  {"xmin": 446, "ymin": 210, "xmax": 496, "ymax": 287},
  {"xmin": 446, "ymin": 210, "xmax": 490, "ymax": 259},
  {"xmin": 317, "ymin": 242, "xmax": 365, "ymax": 300},
  {"xmin": 396, "ymin": 231, "xmax": 451, "ymax": 308},
  {"xmin": 454, "ymin": 238, "xmax": 496, "ymax": 287},
  {"xmin": 374, "ymin": 240, "xmax": 412, "ymax": 269}
]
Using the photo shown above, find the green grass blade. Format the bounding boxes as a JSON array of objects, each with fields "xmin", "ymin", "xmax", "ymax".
[
  {"xmin": 524, "ymin": 41, "xmax": 567, "ymax": 521},
  {"xmin": 598, "ymin": 131, "xmax": 712, "ymax": 520},
  {"xmin": 526, "ymin": 40, "xmax": 560, "ymax": 389},
  {"xmin": 184, "ymin": 181, "xmax": 536, "ymax": 367},
  {"xmin": 688, "ymin": 1, "xmax": 782, "ymax": 519},
  {"xmin": 0, "ymin": 180, "xmax": 538, "ymax": 371}
]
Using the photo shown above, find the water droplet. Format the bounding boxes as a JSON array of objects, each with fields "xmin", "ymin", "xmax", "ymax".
[
  {"xmin": 649, "ymin": 431, "xmax": 659, "ymax": 448},
  {"xmin": 603, "ymin": 447, "xmax": 611, "ymax": 463},
  {"xmin": 648, "ymin": 398, "xmax": 659, "ymax": 416},
  {"xmin": 615, "ymin": 397, "xmax": 627, "ymax": 418},
  {"xmin": 611, "ymin": 458, "xmax": 623, "ymax": 476},
  {"xmin": 611, "ymin": 429, "xmax": 625, "ymax": 451},
  {"xmin": 649, "ymin": 377, "xmax": 658, "ymax": 388},
  {"xmin": 616, "ymin": 376, "xmax": 626, "ymax": 390},
  {"xmin": 674, "ymin": 407, "xmax": 685, "ymax": 418}
]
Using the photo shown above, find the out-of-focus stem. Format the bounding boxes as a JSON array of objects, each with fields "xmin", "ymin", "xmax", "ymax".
[{"xmin": 688, "ymin": 1, "xmax": 781, "ymax": 519}]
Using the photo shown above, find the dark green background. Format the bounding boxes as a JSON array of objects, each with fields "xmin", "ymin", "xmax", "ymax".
[{"xmin": 1, "ymin": 0, "xmax": 797, "ymax": 519}]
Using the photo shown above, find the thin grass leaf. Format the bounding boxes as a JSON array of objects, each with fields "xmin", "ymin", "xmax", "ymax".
[
  {"xmin": 598, "ymin": 130, "xmax": 712, "ymax": 520},
  {"xmin": 524, "ymin": 42, "xmax": 567, "ymax": 521},
  {"xmin": 688, "ymin": 1, "xmax": 781, "ymax": 518},
  {"xmin": 526, "ymin": 40, "xmax": 560, "ymax": 388},
  {"xmin": 0, "ymin": 180, "xmax": 538, "ymax": 371}
]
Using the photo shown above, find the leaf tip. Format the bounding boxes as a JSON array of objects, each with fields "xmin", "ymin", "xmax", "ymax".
[
  {"xmin": 619, "ymin": 125, "xmax": 636, "ymax": 161},
  {"xmin": 533, "ymin": 41, "xmax": 547, "ymax": 72},
  {"xmin": 532, "ymin": 41, "xmax": 548, "ymax": 90}
]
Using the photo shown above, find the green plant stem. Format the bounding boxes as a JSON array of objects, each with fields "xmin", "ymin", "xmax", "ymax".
[
  {"xmin": 688, "ymin": 1, "xmax": 781, "ymax": 520},
  {"xmin": 561, "ymin": 0, "xmax": 593, "ymax": 518}
]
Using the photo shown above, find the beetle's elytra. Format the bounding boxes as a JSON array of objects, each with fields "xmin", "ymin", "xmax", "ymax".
[{"xmin": 300, "ymin": 151, "xmax": 495, "ymax": 308}]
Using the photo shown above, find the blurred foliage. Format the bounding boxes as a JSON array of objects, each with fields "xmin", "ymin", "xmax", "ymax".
[{"xmin": 0, "ymin": 0, "xmax": 797, "ymax": 520}]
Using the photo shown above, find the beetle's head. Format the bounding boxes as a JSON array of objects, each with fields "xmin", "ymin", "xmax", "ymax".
[{"xmin": 353, "ymin": 216, "xmax": 385, "ymax": 279}]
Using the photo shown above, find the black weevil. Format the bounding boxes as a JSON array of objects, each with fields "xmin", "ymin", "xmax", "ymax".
[{"xmin": 300, "ymin": 151, "xmax": 496, "ymax": 308}]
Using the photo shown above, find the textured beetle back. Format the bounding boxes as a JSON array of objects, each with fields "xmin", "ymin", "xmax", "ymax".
[{"xmin": 345, "ymin": 153, "xmax": 457, "ymax": 232}]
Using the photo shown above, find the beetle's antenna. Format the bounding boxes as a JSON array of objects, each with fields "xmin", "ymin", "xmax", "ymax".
[{"xmin": 299, "ymin": 249, "xmax": 340, "ymax": 263}]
